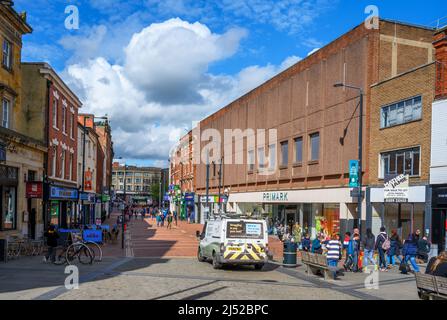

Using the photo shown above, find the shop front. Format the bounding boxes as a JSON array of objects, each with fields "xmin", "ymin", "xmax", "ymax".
[
  {"xmin": 0, "ymin": 165, "xmax": 19, "ymax": 233},
  {"xmin": 79, "ymin": 192, "xmax": 96, "ymax": 225},
  {"xmin": 183, "ymin": 192, "xmax": 197, "ymax": 223},
  {"xmin": 368, "ymin": 184, "xmax": 430, "ymax": 241},
  {"xmin": 227, "ymin": 187, "xmax": 358, "ymax": 238},
  {"xmin": 45, "ymin": 185, "xmax": 79, "ymax": 229},
  {"xmin": 431, "ymin": 185, "xmax": 447, "ymax": 253}
]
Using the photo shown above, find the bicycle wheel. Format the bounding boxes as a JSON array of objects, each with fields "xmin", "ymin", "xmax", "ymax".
[
  {"xmin": 66, "ymin": 243, "xmax": 94, "ymax": 265},
  {"xmin": 84, "ymin": 241, "xmax": 102, "ymax": 262}
]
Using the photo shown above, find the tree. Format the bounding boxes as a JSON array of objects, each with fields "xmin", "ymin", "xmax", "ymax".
[{"xmin": 151, "ymin": 183, "xmax": 160, "ymax": 205}]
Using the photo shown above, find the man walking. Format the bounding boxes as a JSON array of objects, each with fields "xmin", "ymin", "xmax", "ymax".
[
  {"xmin": 43, "ymin": 225, "xmax": 59, "ymax": 263},
  {"xmin": 326, "ymin": 234, "xmax": 342, "ymax": 280}
]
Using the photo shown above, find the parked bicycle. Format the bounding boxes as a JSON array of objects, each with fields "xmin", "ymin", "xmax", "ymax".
[{"xmin": 52, "ymin": 241, "xmax": 94, "ymax": 266}]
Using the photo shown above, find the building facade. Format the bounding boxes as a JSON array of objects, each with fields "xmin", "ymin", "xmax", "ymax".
[
  {"xmin": 22, "ymin": 63, "xmax": 81, "ymax": 229},
  {"xmin": 0, "ymin": 3, "xmax": 47, "ymax": 241},
  {"xmin": 169, "ymin": 130, "xmax": 198, "ymax": 221},
  {"xmin": 191, "ymin": 19, "xmax": 436, "ymax": 238},
  {"xmin": 112, "ymin": 163, "xmax": 161, "ymax": 205},
  {"xmin": 430, "ymin": 26, "xmax": 447, "ymax": 253}
]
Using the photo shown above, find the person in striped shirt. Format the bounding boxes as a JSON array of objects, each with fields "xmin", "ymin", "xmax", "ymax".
[{"xmin": 326, "ymin": 234, "xmax": 342, "ymax": 280}]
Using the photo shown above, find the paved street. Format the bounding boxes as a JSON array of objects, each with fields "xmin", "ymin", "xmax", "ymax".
[{"xmin": 0, "ymin": 210, "xmax": 421, "ymax": 300}]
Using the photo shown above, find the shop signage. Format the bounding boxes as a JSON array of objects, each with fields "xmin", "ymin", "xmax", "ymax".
[
  {"xmin": 184, "ymin": 193, "xmax": 195, "ymax": 201},
  {"xmin": 84, "ymin": 170, "xmax": 93, "ymax": 191},
  {"xmin": 432, "ymin": 187, "xmax": 447, "ymax": 205},
  {"xmin": 101, "ymin": 194, "xmax": 111, "ymax": 202},
  {"xmin": 83, "ymin": 229, "xmax": 102, "ymax": 243},
  {"xmin": 50, "ymin": 186, "xmax": 78, "ymax": 200},
  {"xmin": 200, "ymin": 195, "xmax": 226, "ymax": 203},
  {"xmin": 262, "ymin": 192, "xmax": 289, "ymax": 202},
  {"xmin": 349, "ymin": 160, "xmax": 359, "ymax": 188},
  {"xmin": 26, "ymin": 182, "xmax": 43, "ymax": 198},
  {"xmin": 80, "ymin": 192, "xmax": 95, "ymax": 202},
  {"xmin": 384, "ymin": 174, "xmax": 409, "ymax": 202}
]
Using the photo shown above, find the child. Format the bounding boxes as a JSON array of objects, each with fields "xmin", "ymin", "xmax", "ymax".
[{"xmin": 301, "ymin": 233, "xmax": 311, "ymax": 252}]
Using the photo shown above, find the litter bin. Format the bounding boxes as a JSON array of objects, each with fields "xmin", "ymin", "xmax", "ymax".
[{"xmin": 283, "ymin": 241, "xmax": 298, "ymax": 267}]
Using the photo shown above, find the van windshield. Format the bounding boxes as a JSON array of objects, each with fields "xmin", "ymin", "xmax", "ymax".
[{"xmin": 226, "ymin": 221, "xmax": 264, "ymax": 239}]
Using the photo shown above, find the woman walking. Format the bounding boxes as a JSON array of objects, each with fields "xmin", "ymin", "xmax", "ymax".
[
  {"xmin": 402, "ymin": 233, "xmax": 420, "ymax": 274},
  {"xmin": 387, "ymin": 229, "xmax": 403, "ymax": 267},
  {"xmin": 362, "ymin": 228, "xmax": 377, "ymax": 272}
]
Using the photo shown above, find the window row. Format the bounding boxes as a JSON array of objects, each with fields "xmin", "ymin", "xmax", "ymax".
[
  {"xmin": 2, "ymin": 38, "xmax": 13, "ymax": 71},
  {"xmin": 248, "ymin": 132, "xmax": 320, "ymax": 172},
  {"xmin": 51, "ymin": 147, "xmax": 75, "ymax": 181},
  {"xmin": 52, "ymin": 98, "xmax": 75, "ymax": 138},
  {"xmin": 380, "ymin": 147, "xmax": 420, "ymax": 178}
]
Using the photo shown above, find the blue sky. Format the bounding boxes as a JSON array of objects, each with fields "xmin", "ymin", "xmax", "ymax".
[{"xmin": 14, "ymin": 0, "xmax": 447, "ymax": 167}]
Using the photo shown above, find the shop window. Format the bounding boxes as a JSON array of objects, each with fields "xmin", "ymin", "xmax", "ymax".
[
  {"xmin": 381, "ymin": 96, "xmax": 422, "ymax": 128},
  {"xmin": 380, "ymin": 147, "xmax": 420, "ymax": 178},
  {"xmin": 309, "ymin": 132, "xmax": 320, "ymax": 161},
  {"xmin": 1, "ymin": 186, "xmax": 17, "ymax": 230}
]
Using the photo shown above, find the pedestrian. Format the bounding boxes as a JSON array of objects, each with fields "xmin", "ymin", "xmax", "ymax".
[
  {"xmin": 343, "ymin": 233, "xmax": 355, "ymax": 272},
  {"xmin": 301, "ymin": 233, "xmax": 311, "ymax": 252},
  {"xmin": 311, "ymin": 235, "xmax": 323, "ymax": 254},
  {"xmin": 387, "ymin": 229, "xmax": 403, "ymax": 267},
  {"xmin": 362, "ymin": 228, "xmax": 377, "ymax": 272},
  {"xmin": 43, "ymin": 225, "xmax": 59, "ymax": 263},
  {"xmin": 351, "ymin": 229, "xmax": 361, "ymax": 272},
  {"xmin": 375, "ymin": 227, "xmax": 389, "ymax": 271},
  {"xmin": 174, "ymin": 210, "xmax": 178, "ymax": 226},
  {"xmin": 167, "ymin": 212, "xmax": 173, "ymax": 229},
  {"xmin": 326, "ymin": 234, "xmax": 342, "ymax": 280},
  {"xmin": 401, "ymin": 233, "xmax": 420, "ymax": 274},
  {"xmin": 292, "ymin": 223, "xmax": 302, "ymax": 249},
  {"xmin": 342, "ymin": 232, "xmax": 351, "ymax": 262},
  {"xmin": 277, "ymin": 224, "xmax": 284, "ymax": 242},
  {"xmin": 156, "ymin": 212, "xmax": 161, "ymax": 227},
  {"xmin": 417, "ymin": 235, "xmax": 431, "ymax": 263},
  {"xmin": 425, "ymin": 251, "xmax": 447, "ymax": 277}
]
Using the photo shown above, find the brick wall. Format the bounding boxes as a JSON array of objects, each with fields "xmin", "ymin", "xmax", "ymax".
[{"xmin": 369, "ymin": 63, "xmax": 435, "ymax": 186}]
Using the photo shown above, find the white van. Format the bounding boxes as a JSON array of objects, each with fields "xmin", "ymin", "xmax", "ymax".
[{"xmin": 196, "ymin": 217, "xmax": 269, "ymax": 270}]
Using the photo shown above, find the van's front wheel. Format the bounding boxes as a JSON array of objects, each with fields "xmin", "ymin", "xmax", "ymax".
[
  {"xmin": 212, "ymin": 252, "xmax": 222, "ymax": 269},
  {"xmin": 254, "ymin": 263, "xmax": 264, "ymax": 270},
  {"xmin": 197, "ymin": 247, "xmax": 206, "ymax": 262}
]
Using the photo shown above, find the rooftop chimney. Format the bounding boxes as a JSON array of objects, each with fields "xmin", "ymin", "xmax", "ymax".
[{"xmin": 434, "ymin": 26, "xmax": 447, "ymax": 100}]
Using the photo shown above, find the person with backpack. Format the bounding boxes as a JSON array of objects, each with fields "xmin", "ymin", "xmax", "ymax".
[
  {"xmin": 375, "ymin": 227, "xmax": 389, "ymax": 272},
  {"xmin": 387, "ymin": 229, "xmax": 403, "ymax": 267},
  {"xmin": 343, "ymin": 233, "xmax": 356, "ymax": 272},
  {"xmin": 362, "ymin": 228, "xmax": 377, "ymax": 272}
]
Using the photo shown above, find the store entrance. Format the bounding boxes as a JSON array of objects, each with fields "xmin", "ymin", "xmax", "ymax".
[{"xmin": 432, "ymin": 209, "xmax": 446, "ymax": 253}]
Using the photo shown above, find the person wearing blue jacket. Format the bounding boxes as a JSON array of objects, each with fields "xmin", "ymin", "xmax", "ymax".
[
  {"xmin": 402, "ymin": 233, "xmax": 420, "ymax": 273},
  {"xmin": 343, "ymin": 235, "xmax": 355, "ymax": 271},
  {"xmin": 301, "ymin": 233, "xmax": 311, "ymax": 252}
]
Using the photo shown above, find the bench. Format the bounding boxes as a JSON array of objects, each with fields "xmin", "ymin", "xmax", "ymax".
[
  {"xmin": 301, "ymin": 251, "xmax": 333, "ymax": 280},
  {"xmin": 415, "ymin": 273, "xmax": 447, "ymax": 300}
]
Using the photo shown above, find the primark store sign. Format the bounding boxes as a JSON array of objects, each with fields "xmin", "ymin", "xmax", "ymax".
[{"xmin": 262, "ymin": 192, "xmax": 289, "ymax": 202}]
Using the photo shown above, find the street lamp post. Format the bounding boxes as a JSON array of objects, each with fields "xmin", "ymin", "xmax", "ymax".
[
  {"xmin": 122, "ymin": 163, "xmax": 127, "ymax": 249},
  {"xmin": 334, "ymin": 82, "xmax": 364, "ymax": 238}
]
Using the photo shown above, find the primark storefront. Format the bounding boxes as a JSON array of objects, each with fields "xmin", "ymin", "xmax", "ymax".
[{"xmin": 227, "ymin": 187, "xmax": 362, "ymax": 238}]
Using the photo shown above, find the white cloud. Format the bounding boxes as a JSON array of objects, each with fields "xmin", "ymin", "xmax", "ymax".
[{"xmin": 63, "ymin": 19, "xmax": 302, "ymax": 163}]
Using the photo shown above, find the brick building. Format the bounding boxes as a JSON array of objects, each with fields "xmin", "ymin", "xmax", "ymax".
[
  {"xmin": 430, "ymin": 26, "xmax": 447, "ymax": 253},
  {"xmin": 22, "ymin": 63, "xmax": 82, "ymax": 229},
  {"xmin": 188, "ymin": 19, "xmax": 436, "ymax": 238},
  {"xmin": 169, "ymin": 130, "xmax": 197, "ymax": 221}
]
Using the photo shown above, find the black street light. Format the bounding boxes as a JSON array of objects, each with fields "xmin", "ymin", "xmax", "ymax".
[{"xmin": 334, "ymin": 82, "xmax": 364, "ymax": 238}]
